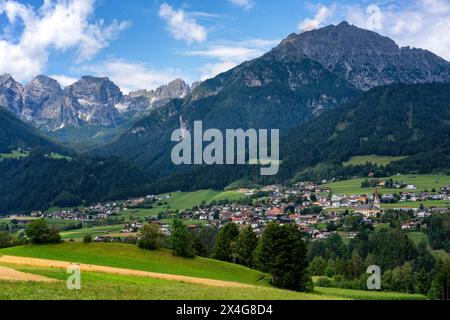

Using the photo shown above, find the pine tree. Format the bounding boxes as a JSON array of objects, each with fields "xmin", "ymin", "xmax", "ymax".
[
  {"xmin": 234, "ymin": 226, "xmax": 258, "ymax": 267},
  {"xmin": 212, "ymin": 223, "xmax": 239, "ymax": 262},
  {"xmin": 255, "ymin": 222, "xmax": 311, "ymax": 292},
  {"xmin": 193, "ymin": 235, "xmax": 208, "ymax": 257},
  {"xmin": 169, "ymin": 219, "xmax": 194, "ymax": 258}
]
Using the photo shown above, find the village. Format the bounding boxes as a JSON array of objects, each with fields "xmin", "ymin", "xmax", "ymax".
[{"xmin": 3, "ymin": 178, "xmax": 444, "ymax": 243}]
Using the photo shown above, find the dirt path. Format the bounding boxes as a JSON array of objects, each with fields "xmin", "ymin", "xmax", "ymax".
[
  {"xmin": 0, "ymin": 266, "xmax": 58, "ymax": 283},
  {"xmin": 0, "ymin": 255, "xmax": 254, "ymax": 288}
]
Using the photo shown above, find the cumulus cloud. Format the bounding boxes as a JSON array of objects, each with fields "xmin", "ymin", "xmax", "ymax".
[
  {"xmin": 50, "ymin": 74, "xmax": 78, "ymax": 88},
  {"xmin": 298, "ymin": 1, "xmax": 450, "ymax": 61},
  {"xmin": 228, "ymin": 0, "xmax": 254, "ymax": 10},
  {"xmin": 185, "ymin": 39, "xmax": 279, "ymax": 80},
  {"xmin": 345, "ymin": 0, "xmax": 450, "ymax": 61},
  {"xmin": 78, "ymin": 59, "xmax": 189, "ymax": 94},
  {"xmin": 298, "ymin": 5, "xmax": 333, "ymax": 32},
  {"xmin": 0, "ymin": 0, "xmax": 129, "ymax": 82},
  {"xmin": 158, "ymin": 2, "xmax": 207, "ymax": 44}
]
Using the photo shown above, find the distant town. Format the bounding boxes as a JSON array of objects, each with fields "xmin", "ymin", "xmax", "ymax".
[{"xmin": 3, "ymin": 178, "xmax": 449, "ymax": 243}]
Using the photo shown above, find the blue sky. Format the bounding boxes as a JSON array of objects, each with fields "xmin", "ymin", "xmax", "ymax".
[{"xmin": 0, "ymin": 0, "xmax": 449, "ymax": 93}]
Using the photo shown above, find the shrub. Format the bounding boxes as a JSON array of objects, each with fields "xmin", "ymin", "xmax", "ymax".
[
  {"xmin": 25, "ymin": 219, "xmax": 61, "ymax": 244},
  {"xmin": 137, "ymin": 223, "xmax": 162, "ymax": 250}
]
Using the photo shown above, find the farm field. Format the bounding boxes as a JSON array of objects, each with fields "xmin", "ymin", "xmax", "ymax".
[
  {"xmin": 380, "ymin": 201, "xmax": 450, "ymax": 209},
  {"xmin": 324, "ymin": 174, "xmax": 450, "ymax": 195},
  {"xmin": 60, "ymin": 225, "xmax": 126, "ymax": 240},
  {"xmin": 0, "ymin": 243, "xmax": 427, "ymax": 300},
  {"xmin": 343, "ymin": 155, "xmax": 406, "ymax": 167},
  {"xmin": 119, "ymin": 190, "xmax": 245, "ymax": 221}
]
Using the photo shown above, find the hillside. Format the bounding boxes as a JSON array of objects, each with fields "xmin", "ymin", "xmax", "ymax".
[
  {"xmin": 93, "ymin": 22, "xmax": 450, "ymax": 183},
  {"xmin": 0, "ymin": 154, "xmax": 153, "ymax": 214},
  {"xmin": 143, "ymin": 81, "xmax": 450, "ymax": 192},
  {"xmin": 279, "ymin": 81, "xmax": 450, "ymax": 180},
  {"xmin": 95, "ymin": 56, "xmax": 360, "ymax": 176},
  {"xmin": 0, "ymin": 107, "xmax": 63, "ymax": 154},
  {"xmin": 0, "ymin": 243, "xmax": 426, "ymax": 300}
]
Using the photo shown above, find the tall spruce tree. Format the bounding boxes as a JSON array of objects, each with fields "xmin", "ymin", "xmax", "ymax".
[
  {"xmin": 234, "ymin": 226, "xmax": 258, "ymax": 267},
  {"xmin": 255, "ymin": 222, "xmax": 311, "ymax": 291},
  {"xmin": 169, "ymin": 219, "xmax": 194, "ymax": 258},
  {"xmin": 212, "ymin": 223, "xmax": 239, "ymax": 262}
]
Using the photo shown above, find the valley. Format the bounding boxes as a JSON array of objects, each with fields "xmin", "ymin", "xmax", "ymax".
[{"xmin": 0, "ymin": 17, "xmax": 449, "ymax": 303}]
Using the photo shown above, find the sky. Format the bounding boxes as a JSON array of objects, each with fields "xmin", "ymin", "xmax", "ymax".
[{"xmin": 0, "ymin": 0, "xmax": 449, "ymax": 93}]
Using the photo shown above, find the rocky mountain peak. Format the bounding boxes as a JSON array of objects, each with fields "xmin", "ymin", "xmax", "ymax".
[
  {"xmin": 66, "ymin": 76, "xmax": 123, "ymax": 106},
  {"xmin": 270, "ymin": 21, "xmax": 450, "ymax": 90},
  {"xmin": 0, "ymin": 73, "xmax": 22, "ymax": 88},
  {"xmin": 22, "ymin": 75, "xmax": 64, "ymax": 120},
  {"xmin": 121, "ymin": 79, "xmax": 192, "ymax": 115},
  {"xmin": 0, "ymin": 73, "xmax": 24, "ymax": 116}
]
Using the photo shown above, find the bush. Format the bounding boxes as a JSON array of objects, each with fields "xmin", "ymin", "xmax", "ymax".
[
  {"xmin": 25, "ymin": 219, "xmax": 61, "ymax": 244},
  {"xmin": 137, "ymin": 223, "xmax": 162, "ymax": 250},
  {"xmin": 83, "ymin": 234, "xmax": 92, "ymax": 244},
  {"xmin": 0, "ymin": 231, "xmax": 15, "ymax": 248},
  {"xmin": 316, "ymin": 277, "xmax": 332, "ymax": 287}
]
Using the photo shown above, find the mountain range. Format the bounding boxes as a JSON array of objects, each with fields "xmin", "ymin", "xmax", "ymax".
[
  {"xmin": 94, "ymin": 22, "xmax": 450, "ymax": 176},
  {"xmin": 0, "ymin": 74, "xmax": 196, "ymax": 148},
  {"xmin": 0, "ymin": 21, "xmax": 449, "ymax": 213}
]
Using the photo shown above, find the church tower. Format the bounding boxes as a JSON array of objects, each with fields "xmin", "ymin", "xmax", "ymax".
[{"xmin": 374, "ymin": 189, "xmax": 380, "ymax": 208}]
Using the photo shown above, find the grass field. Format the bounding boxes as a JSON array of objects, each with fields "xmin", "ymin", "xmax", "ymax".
[
  {"xmin": 343, "ymin": 155, "xmax": 406, "ymax": 167},
  {"xmin": 60, "ymin": 225, "xmax": 126, "ymax": 240},
  {"xmin": 407, "ymin": 232, "xmax": 428, "ymax": 246},
  {"xmin": 0, "ymin": 243, "xmax": 427, "ymax": 300},
  {"xmin": 0, "ymin": 150, "xmax": 29, "ymax": 161},
  {"xmin": 0, "ymin": 243, "xmax": 269, "ymax": 286},
  {"xmin": 324, "ymin": 174, "xmax": 450, "ymax": 195},
  {"xmin": 381, "ymin": 201, "xmax": 450, "ymax": 209},
  {"xmin": 49, "ymin": 190, "xmax": 244, "ymax": 240},
  {"xmin": 120, "ymin": 190, "xmax": 245, "ymax": 221}
]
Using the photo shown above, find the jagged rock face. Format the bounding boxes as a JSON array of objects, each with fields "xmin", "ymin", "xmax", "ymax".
[
  {"xmin": 0, "ymin": 74, "xmax": 24, "ymax": 116},
  {"xmin": 122, "ymin": 79, "xmax": 192, "ymax": 115},
  {"xmin": 64, "ymin": 76, "xmax": 122, "ymax": 126},
  {"xmin": 0, "ymin": 73, "xmax": 192, "ymax": 131},
  {"xmin": 22, "ymin": 75, "xmax": 64, "ymax": 121},
  {"xmin": 270, "ymin": 22, "xmax": 450, "ymax": 90}
]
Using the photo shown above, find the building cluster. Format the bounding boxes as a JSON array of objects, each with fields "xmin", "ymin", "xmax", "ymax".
[{"xmin": 10, "ymin": 181, "xmax": 448, "ymax": 242}]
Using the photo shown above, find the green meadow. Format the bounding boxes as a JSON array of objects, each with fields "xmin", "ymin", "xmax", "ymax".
[
  {"xmin": 0, "ymin": 243, "xmax": 427, "ymax": 300},
  {"xmin": 0, "ymin": 243, "xmax": 269, "ymax": 285},
  {"xmin": 60, "ymin": 225, "xmax": 126, "ymax": 240},
  {"xmin": 324, "ymin": 174, "xmax": 450, "ymax": 195},
  {"xmin": 120, "ymin": 189, "xmax": 245, "ymax": 220}
]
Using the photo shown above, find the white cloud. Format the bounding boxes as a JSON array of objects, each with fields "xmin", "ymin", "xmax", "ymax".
[
  {"xmin": 228, "ymin": 0, "xmax": 254, "ymax": 10},
  {"xmin": 78, "ymin": 59, "xmax": 189, "ymax": 94},
  {"xmin": 184, "ymin": 39, "xmax": 279, "ymax": 80},
  {"xmin": 344, "ymin": 0, "xmax": 450, "ymax": 61},
  {"xmin": 158, "ymin": 2, "xmax": 207, "ymax": 44},
  {"xmin": 299, "ymin": 5, "xmax": 333, "ymax": 32},
  {"xmin": 0, "ymin": 0, "xmax": 129, "ymax": 82},
  {"xmin": 50, "ymin": 74, "xmax": 78, "ymax": 88},
  {"xmin": 297, "ymin": 1, "xmax": 450, "ymax": 61}
]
